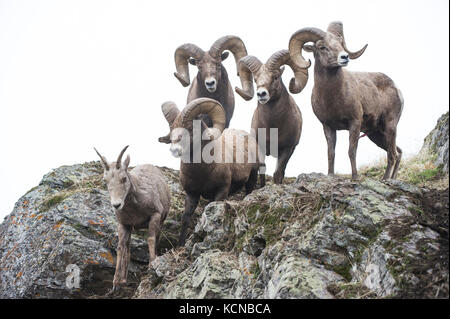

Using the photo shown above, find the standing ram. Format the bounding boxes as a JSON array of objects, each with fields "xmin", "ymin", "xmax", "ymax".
[
  {"xmin": 289, "ymin": 21, "xmax": 404, "ymax": 180},
  {"xmin": 235, "ymin": 49, "xmax": 309, "ymax": 184},
  {"xmin": 159, "ymin": 97, "xmax": 262, "ymax": 246},
  {"xmin": 159, "ymin": 36, "xmax": 249, "ymax": 144}
]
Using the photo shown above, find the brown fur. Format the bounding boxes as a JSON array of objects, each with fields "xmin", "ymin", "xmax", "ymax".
[
  {"xmin": 161, "ymin": 99, "xmax": 261, "ymax": 246},
  {"xmin": 250, "ymin": 66, "xmax": 302, "ymax": 185},
  {"xmin": 291, "ymin": 22, "xmax": 403, "ymax": 180}
]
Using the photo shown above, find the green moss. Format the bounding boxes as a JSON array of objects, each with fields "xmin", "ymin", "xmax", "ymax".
[
  {"xmin": 39, "ymin": 194, "xmax": 68, "ymax": 212},
  {"xmin": 330, "ymin": 263, "xmax": 352, "ymax": 282},
  {"xmin": 407, "ymin": 167, "xmax": 441, "ymax": 185},
  {"xmin": 250, "ymin": 262, "xmax": 261, "ymax": 279}
]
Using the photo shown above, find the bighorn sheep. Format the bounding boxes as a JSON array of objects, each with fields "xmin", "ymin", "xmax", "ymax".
[
  {"xmin": 289, "ymin": 21, "xmax": 404, "ymax": 180},
  {"xmin": 94, "ymin": 146, "xmax": 170, "ymax": 292},
  {"xmin": 235, "ymin": 49, "xmax": 309, "ymax": 184},
  {"xmin": 160, "ymin": 97, "xmax": 261, "ymax": 246},
  {"xmin": 159, "ymin": 36, "xmax": 249, "ymax": 144}
]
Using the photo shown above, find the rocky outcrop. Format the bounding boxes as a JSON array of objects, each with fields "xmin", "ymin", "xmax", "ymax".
[
  {"xmin": 134, "ymin": 174, "xmax": 448, "ymax": 299},
  {"xmin": 0, "ymin": 114, "xmax": 448, "ymax": 299},
  {"xmin": 421, "ymin": 112, "xmax": 449, "ymax": 174},
  {"xmin": 0, "ymin": 162, "xmax": 203, "ymax": 298}
]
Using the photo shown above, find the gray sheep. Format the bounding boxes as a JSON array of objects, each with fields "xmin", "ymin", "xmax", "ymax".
[
  {"xmin": 289, "ymin": 21, "xmax": 404, "ymax": 180},
  {"xmin": 94, "ymin": 145, "xmax": 170, "ymax": 293}
]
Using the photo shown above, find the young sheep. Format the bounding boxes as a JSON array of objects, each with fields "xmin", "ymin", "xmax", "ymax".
[
  {"xmin": 94, "ymin": 146, "xmax": 170, "ymax": 293},
  {"xmin": 235, "ymin": 49, "xmax": 309, "ymax": 184},
  {"xmin": 289, "ymin": 21, "xmax": 404, "ymax": 180},
  {"xmin": 159, "ymin": 36, "xmax": 249, "ymax": 143},
  {"xmin": 160, "ymin": 98, "xmax": 262, "ymax": 246}
]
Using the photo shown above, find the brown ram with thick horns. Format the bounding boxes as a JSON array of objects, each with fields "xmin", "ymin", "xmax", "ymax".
[
  {"xmin": 235, "ymin": 49, "xmax": 309, "ymax": 185},
  {"xmin": 160, "ymin": 97, "xmax": 262, "ymax": 246},
  {"xmin": 158, "ymin": 36, "xmax": 249, "ymax": 144},
  {"xmin": 289, "ymin": 21, "xmax": 404, "ymax": 180}
]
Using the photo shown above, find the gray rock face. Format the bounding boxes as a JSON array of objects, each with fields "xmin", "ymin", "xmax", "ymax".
[
  {"xmin": 0, "ymin": 149, "xmax": 448, "ymax": 298},
  {"xmin": 0, "ymin": 162, "xmax": 183, "ymax": 298},
  {"xmin": 422, "ymin": 112, "xmax": 449, "ymax": 174},
  {"xmin": 135, "ymin": 174, "xmax": 448, "ymax": 299}
]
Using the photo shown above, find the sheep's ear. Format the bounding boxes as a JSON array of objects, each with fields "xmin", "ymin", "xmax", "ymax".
[
  {"xmin": 188, "ymin": 58, "xmax": 196, "ymax": 66},
  {"xmin": 221, "ymin": 51, "xmax": 229, "ymax": 61},
  {"xmin": 303, "ymin": 44, "xmax": 315, "ymax": 52},
  {"xmin": 279, "ymin": 66, "xmax": 285, "ymax": 75},
  {"xmin": 123, "ymin": 154, "xmax": 130, "ymax": 170}
]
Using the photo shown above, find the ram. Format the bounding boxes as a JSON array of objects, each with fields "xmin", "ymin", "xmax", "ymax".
[
  {"xmin": 160, "ymin": 98, "xmax": 262, "ymax": 246},
  {"xmin": 289, "ymin": 21, "xmax": 404, "ymax": 180},
  {"xmin": 159, "ymin": 36, "xmax": 249, "ymax": 143},
  {"xmin": 94, "ymin": 146, "xmax": 170, "ymax": 293},
  {"xmin": 235, "ymin": 49, "xmax": 308, "ymax": 184}
]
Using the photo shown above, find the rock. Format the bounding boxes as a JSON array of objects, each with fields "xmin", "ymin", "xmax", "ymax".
[
  {"xmin": 0, "ymin": 162, "xmax": 186, "ymax": 298},
  {"xmin": 421, "ymin": 112, "xmax": 449, "ymax": 174},
  {"xmin": 134, "ymin": 172, "xmax": 448, "ymax": 299},
  {"xmin": 1, "ymin": 117, "xmax": 449, "ymax": 299}
]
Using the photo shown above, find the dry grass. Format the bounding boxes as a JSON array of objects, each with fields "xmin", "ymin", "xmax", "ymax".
[{"xmin": 359, "ymin": 151, "xmax": 448, "ymax": 190}]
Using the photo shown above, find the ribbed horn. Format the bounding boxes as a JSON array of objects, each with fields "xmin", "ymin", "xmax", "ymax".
[
  {"xmin": 181, "ymin": 98, "xmax": 226, "ymax": 138},
  {"xmin": 327, "ymin": 21, "xmax": 368, "ymax": 59},
  {"xmin": 235, "ymin": 56, "xmax": 262, "ymax": 101},
  {"xmin": 174, "ymin": 44, "xmax": 205, "ymax": 87},
  {"xmin": 266, "ymin": 49, "xmax": 309, "ymax": 94},
  {"xmin": 289, "ymin": 27, "xmax": 326, "ymax": 69},
  {"xmin": 209, "ymin": 35, "xmax": 248, "ymax": 76},
  {"xmin": 158, "ymin": 101, "xmax": 180, "ymax": 144}
]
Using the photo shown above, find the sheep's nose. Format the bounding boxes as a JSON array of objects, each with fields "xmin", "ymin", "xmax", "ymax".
[
  {"xmin": 340, "ymin": 53, "xmax": 349, "ymax": 60},
  {"xmin": 257, "ymin": 91, "xmax": 267, "ymax": 98},
  {"xmin": 205, "ymin": 80, "xmax": 216, "ymax": 86},
  {"xmin": 113, "ymin": 203, "xmax": 121, "ymax": 209}
]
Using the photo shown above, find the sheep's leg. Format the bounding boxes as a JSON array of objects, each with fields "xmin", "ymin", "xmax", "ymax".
[
  {"xmin": 391, "ymin": 146, "xmax": 402, "ymax": 179},
  {"xmin": 259, "ymin": 163, "xmax": 266, "ymax": 188},
  {"xmin": 383, "ymin": 129, "xmax": 401, "ymax": 180},
  {"xmin": 111, "ymin": 223, "xmax": 132, "ymax": 292},
  {"xmin": 323, "ymin": 125, "xmax": 337, "ymax": 176},
  {"xmin": 214, "ymin": 186, "xmax": 229, "ymax": 201},
  {"xmin": 178, "ymin": 194, "xmax": 199, "ymax": 247},
  {"xmin": 246, "ymin": 168, "xmax": 258, "ymax": 194},
  {"xmin": 274, "ymin": 146, "xmax": 295, "ymax": 184},
  {"xmin": 147, "ymin": 213, "xmax": 161, "ymax": 265},
  {"xmin": 367, "ymin": 131, "xmax": 400, "ymax": 180},
  {"xmin": 348, "ymin": 123, "xmax": 361, "ymax": 181}
]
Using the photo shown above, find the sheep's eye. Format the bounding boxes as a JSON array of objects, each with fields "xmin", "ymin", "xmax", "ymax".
[{"xmin": 319, "ymin": 46, "xmax": 327, "ymax": 51}]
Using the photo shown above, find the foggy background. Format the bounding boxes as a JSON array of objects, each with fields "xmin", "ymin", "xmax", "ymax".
[{"xmin": 0, "ymin": 0, "xmax": 448, "ymax": 219}]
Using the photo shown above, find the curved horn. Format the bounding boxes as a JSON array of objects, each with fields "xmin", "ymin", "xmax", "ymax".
[
  {"xmin": 174, "ymin": 44, "xmax": 204, "ymax": 87},
  {"xmin": 209, "ymin": 35, "xmax": 248, "ymax": 75},
  {"xmin": 181, "ymin": 98, "xmax": 226, "ymax": 136},
  {"xmin": 235, "ymin": 55, "xmax": 262, "ymax": 101},
  {"xmin": 158, "ymin": 101, "xmax": 180, "ymax": 144},
  {"xmin": 327, "ymin": 21, "xmax": 368, "ymax": 59},
  {"xmin": 266, "ymin": 49, "xmax": 309, "ymax": 94},
  {"xmin": 116, "ymin": 145, "xmax": 129, "ymax": 169},
  {"xmin": 93, "ymin": 147, "xmax": 109, "ymax": 170},
  {"xmin": 289, "ymin": 27, "xmax": 326, "ymax": 69}
]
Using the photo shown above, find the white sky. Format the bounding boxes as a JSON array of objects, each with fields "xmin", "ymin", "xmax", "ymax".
[{"xmin": 0, "ymin": 0, "xmax": 448, "ymax": 219}]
